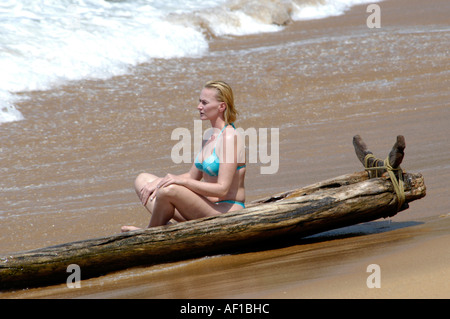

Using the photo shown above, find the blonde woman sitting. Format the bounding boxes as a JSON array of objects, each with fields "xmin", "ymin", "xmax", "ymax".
[{"xmin": 122, "ymin": 81, "xmax": 246, "ymax": 231}]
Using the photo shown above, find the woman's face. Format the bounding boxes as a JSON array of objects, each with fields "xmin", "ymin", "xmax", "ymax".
[{"xmin": 197, "ymin": 88, "xmax": 223, "ymax": 121}]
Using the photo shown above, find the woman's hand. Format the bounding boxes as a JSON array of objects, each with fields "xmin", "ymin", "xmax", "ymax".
[
  {"xmin": 139, "ymin": 181, "xmax": 157, "ymax": 206},
  {"xmin": 140, "ymin": 174, "xmax": 186, "ymax": 204}
]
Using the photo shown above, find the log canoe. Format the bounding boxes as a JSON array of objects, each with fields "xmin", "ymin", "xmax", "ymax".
[{"xmin": 0, "ymin": 170, "xmax": 426, "ymax": 290}]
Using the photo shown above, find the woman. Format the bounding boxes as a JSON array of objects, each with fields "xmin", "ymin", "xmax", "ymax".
[{"xmin": 121, "ymin": 81, "xmax": 246, "ymax": 231}]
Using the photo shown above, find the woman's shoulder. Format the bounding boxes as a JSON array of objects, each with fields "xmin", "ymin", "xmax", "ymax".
[
  {"xmin": 221, "ymin": 125, "xmax": 240, "ymax": 141},
  {"xmin": 219, "ymin": 125, "xmax": 245, "ymax": 151}
]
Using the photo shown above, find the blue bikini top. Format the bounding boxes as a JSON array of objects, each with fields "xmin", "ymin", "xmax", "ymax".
[{"xmin": 195, "ymin": 123, "xmax": 245, "ymax": 177}]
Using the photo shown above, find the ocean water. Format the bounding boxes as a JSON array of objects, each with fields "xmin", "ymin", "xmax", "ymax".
[{"xmin": 0, "ymin": 0, "xmax": 379, "ymax": 124}]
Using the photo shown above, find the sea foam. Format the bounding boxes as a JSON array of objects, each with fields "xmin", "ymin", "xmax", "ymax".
[{"xmin": 0, "ymin": 0, "xmax": 381, "ymax": 124}]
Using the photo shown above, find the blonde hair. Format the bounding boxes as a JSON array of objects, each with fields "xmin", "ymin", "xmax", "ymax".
[{"xmin": 204, "ymin": 80, "xmax": 238, "ymax": 124}]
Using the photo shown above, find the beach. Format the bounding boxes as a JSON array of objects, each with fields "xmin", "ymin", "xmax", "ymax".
[{"xmin": 1, "ymin": 0, "xmax": 449, "ymax": 299}]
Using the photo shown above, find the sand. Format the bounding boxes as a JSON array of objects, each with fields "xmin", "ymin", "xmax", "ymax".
[{"xmin": 1, "ymin": 0, "xmax": 449, "ymax": 299}]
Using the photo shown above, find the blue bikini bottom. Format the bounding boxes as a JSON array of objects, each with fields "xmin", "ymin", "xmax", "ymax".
[{"xmin": 215, "ymin": 200, "xmax": 245, "ymax": 208}]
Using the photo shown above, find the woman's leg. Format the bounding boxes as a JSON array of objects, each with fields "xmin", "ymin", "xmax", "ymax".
[
  {"xmin": 134, "ymin": 172, "xmax": 159, "ymax": 212},
  {"xmin": 121, "ymin": 173, "xmax": 187, "ymax": 232},
  {"xmin": 149, "ymin": 184, "xmax": 228, "ymax": 227}
]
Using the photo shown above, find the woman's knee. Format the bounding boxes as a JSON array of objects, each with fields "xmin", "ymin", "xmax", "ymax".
[
  {"xmin": 155, "ymin": 184, "xmax": 179, "ymax": 201},
  {"xmin": 134, "ymin": 173, "xmax": 159, "ymax": 191}
]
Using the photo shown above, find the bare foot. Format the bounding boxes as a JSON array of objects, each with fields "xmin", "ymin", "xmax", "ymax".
[{"xmin": 121, "ymin": 225, "xmax": 142, "ymax": 233}]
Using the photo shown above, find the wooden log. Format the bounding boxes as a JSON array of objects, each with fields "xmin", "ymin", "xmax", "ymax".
[{"xmin": 0, "ymin": 171, "xmax": 426, "ymax": 290}]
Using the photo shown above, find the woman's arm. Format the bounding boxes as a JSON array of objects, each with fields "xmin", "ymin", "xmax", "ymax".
[
  {"xmin": 155, "ymin": 129, "xmax": 240, "ymax": 198},
  {"xmin": 155, "ymin": 162, "xmax": 236, "ymax": 199},
  {"xmin": 179, "ymin": 164, "xmax": 203, "ymax": 181},
  {"xmin": 141, "ymin": 163, "xmax": 202, "ymax": 205},
  {"xmin": 182, "ymin": 161, "xmax": 237, "ymax": 198}
]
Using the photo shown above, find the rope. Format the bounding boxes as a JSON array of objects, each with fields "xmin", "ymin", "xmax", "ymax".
[{"xmin": 364, "ymin": 154, "xmax": 405, "ymax": 210}]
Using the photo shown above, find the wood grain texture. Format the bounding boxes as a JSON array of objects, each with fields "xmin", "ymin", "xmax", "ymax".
[{"xmin": 0, "ymin": 171, "xmax": 425, "ymax": 289}]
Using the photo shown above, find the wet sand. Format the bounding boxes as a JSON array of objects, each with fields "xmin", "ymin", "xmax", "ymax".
[{"xmin": 1, "ymin": 0, "xmax": 449, "ymax": 298}]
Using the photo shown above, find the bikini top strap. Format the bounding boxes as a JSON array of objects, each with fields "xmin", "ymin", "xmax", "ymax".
[{"xmin": 213, "ymin": 123, "xmax": 234, "ymax": 151}]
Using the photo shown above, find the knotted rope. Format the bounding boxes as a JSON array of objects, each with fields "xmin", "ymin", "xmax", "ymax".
[{"xmin": 364, "ymin": 154, "xmax": 405, "ymax": 210}]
